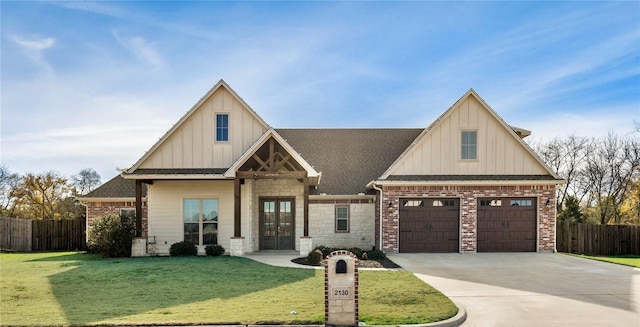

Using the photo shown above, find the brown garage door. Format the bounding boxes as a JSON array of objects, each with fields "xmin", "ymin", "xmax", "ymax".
[
  {"xmin": 477, "ymin": 198, "xmax": 537, "ymax": 252},
  {"xmin": 399, "ymin": 198, "xmax": 459, "ymax": 253}
]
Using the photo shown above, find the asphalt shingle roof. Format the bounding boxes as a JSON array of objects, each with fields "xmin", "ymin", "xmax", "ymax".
[
  {"xmin": 84, "ymin": 175, "xmax": 147, "ymax": 198},
  {"xmin": 276, "ymin": 129, "xmax": 423, "ymax": 195}
]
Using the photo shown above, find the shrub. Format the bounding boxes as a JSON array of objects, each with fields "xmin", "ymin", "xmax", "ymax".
[
  {"xmin": 348, "ymin": 247, "xmax": 364, "ymax": 259},
  {"xmin": 87, "ymin": 214, "xmax": 135, "ymax": 258},
  {"xmin": 205, "ymin": 245, "xmax": 225, "ymax": 256},
  {"xmin": 364, "ymin": 249, "xmax": 387, "ymax": 260},
  {"xmin": 170, "ymin": 241, "xmax": 197, "ymax": 256},
  {"xmin": 306, "ymin": 249, "xmax": 323, "ymax": 265}
]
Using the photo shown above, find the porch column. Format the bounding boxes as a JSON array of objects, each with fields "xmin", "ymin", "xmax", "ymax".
[
  {"xmin": 303, "ymin": 176, "xmax": 309, "ymax": 236},
  {"xmin": 234, "ymin": 177, "xmax": 241, "ymax": 237},
  {"xmin": 135, "ymin": 179, "xmax": 142, "ymax": 237}
]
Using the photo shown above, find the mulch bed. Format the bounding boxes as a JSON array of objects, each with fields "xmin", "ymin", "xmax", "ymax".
[{"xmin": 291, "ymin": 257, "xmax": 401, "ymax": 268}]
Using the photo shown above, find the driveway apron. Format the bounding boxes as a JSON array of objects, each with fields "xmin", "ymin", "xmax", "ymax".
[{"xmin": 389, "ymin": 253, "xmax": 639, "ymax": 327}]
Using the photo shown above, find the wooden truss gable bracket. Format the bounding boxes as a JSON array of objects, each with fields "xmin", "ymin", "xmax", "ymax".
[{"xmin": 236, "ymin": 171, "xmax": 307, "ymax": 179}]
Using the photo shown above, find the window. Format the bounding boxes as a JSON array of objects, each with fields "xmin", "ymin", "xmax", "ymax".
[
  {"xmin": 184, "ymin": 199, "xmax": 218, "ymax": 246},
  {"xmin": 120, "ymin": 208, "xmax": 136, "ymax": 223},
  {"xmin": 335, "ymin": 205, "xmax": 349, "ymax": 232},
  {"xmin": 403, "ymin": 200, "xmax": 424, "ymax": 207},
  {"xmin": 216, "ymin": 114, "xmax": 229, "ymax": 142},
  {"xmin": 510, "ymin": 199, "xmax": 532, "ymax": 206},
  {"xmin": 433, "ymin": 200, "xmax": 455, "ymax": 207},
  {"xmin": 480, "ymin": 199, "xmax": 502, "ymax": 207},
  {"xmin": 461, "ymin": 131, "xmax": 477, "ymax": 160}
]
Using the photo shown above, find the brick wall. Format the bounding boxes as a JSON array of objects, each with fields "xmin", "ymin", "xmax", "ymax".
[
  {"xmin": 86, "ymin": 200, "xmax": 148, "ymax": 237},
  {"xmin": 381, "ymin": 184, "xmax": 557, "ymax": 253}
]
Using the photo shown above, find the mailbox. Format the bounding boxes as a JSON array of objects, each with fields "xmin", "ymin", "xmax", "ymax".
[{"xmin": 324, "ymin": 250, "xmax": 359, "ymax": 326}]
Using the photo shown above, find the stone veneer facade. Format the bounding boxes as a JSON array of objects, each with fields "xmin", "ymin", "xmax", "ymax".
[
  {"xmin": 85, "ymin": 200, "xmax": 148, "ymax": 237},
  {"xmin": 380, "ymin": 184, "xmax": 557, "ymax": 253},
  {"xmin": 309, "ymin": 198, "xmax": 375, "ymax": 250}
]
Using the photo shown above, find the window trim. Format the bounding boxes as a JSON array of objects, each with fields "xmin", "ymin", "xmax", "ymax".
[
  {"xmin": 215, "ymin": 113, "xmax": 230, "ymax": 143},
  {"xmin": 335, "ymin": 205, "xmax": 350, "ymax": 233},
  {"xmin": 461, "ymin": 130, "xmax": 478, "ymax": 160}
]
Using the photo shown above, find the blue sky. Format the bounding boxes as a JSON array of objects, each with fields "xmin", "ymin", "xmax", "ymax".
[{"xmin": 2, "ymin": 1, "xmax": 639, "ymax": 182}]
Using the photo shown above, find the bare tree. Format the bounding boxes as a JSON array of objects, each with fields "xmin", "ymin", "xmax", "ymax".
[
  {"xmin": 582, "ymin": 133, "xmax": 640, "ymax": 224},
  {"xmin": 534, "ymin": 135, "xmax": 592, "ymax": 211},
  {"xmin": 72, "ymin": 168, "xmax": 101, "ymax": 195}
]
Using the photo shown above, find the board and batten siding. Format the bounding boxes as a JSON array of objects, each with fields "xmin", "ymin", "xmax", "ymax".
[
  {"xmin": 140, "ymin": 87, "xmax": 268, "ymax": 169},
  {"xmin": 146, "ymin": 180, "xmax": 237, "ymax": 255},
  {"xmin": 390, "ymin": 95, "xmax": 548, "ymax": 176}
]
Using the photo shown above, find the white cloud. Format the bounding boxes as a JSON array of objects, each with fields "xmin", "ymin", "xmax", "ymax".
[
  {"xmin": 10, "ymin": 35, "xmax": 56, "ymax": 76},
  {"xmin": 112, "ymin": 32, "xmax": 163, "ymax": 67},
  {"xmin": 10, "ymin": 35, "xmax": 55, "ymax": 50}
]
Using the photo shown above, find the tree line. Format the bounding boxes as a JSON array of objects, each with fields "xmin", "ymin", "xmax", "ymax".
[
  {"xmin": 534, "ymin": 132, "xmax": 640, "ymax": 225},
  {"xmin": 0, "ymin": 167, "xmax": 101, "ymax": 220}
]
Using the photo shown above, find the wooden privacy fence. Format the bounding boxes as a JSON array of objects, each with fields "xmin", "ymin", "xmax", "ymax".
[
  {"xmin": 557, "ymin": 221, "xmax": 640, "ymax": 255},
  {"xmin": 0, "ymin": 217, "xmax": 86, "ymax": 252}
]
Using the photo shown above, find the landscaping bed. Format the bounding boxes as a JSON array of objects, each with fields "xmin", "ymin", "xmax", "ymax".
[
  {"xmin": 1, "ymin": 252, "xmax": 457, "ymax": 326},
  {"xmin": 291, "ymin": 256, "xmax": 401, "ymax": 268}
]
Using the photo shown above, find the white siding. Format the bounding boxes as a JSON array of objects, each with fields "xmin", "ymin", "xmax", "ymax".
[
  {"xmin": 140, "ymin": 86, "xmax": 268, "ymax": 169},
  {"xmin": 146, "ymin": 180, "xmax": 234, "ymax": 255},
  {"xmin": 390, "ymin": 95, "xmax": 549, "ymax": 176}
]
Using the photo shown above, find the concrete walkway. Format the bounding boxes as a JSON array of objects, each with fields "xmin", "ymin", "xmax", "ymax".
[{"xmin": 389, "ymin": 253, "xmax": 640, "ymax": 327}]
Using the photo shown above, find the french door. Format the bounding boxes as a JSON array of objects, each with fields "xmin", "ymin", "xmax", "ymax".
[{"xmin": 259, "ymin": 198, "xmax": 295, "ymax": 250}]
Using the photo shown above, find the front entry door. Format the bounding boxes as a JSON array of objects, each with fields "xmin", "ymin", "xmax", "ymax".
[{"xmin": 259, "ymin": 198, "xmax": 294, "ymax": 250}]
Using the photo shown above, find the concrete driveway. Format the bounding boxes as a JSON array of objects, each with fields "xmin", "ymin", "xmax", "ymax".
[{"xmin": 388, "ymin": 253, "xmax": 639, "ymax": 327}]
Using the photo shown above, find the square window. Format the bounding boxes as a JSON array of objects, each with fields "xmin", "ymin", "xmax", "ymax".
[
  {"xmin": 335, "ymin": 205, "xmax": 349, "ymax": 232},
  {"xmin": 216, "ymin": 114, "xmax": 229, "ymax": 142},
  {"xmin": 461, "ymin": 131, "xmax": 477, "ymax": 160}
]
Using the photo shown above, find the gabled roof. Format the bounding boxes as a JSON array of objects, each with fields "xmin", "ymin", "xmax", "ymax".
[
  {"xmin": 126, "ymin": 79, "xmax": 269, "ymax": 174},
  {"xmin": 79, "ymin": 175, "xmax": 147, "ymax": 199},
  {"xmin": 277, "ymin": 128, "xmax": 423, "ymax": 195},
  {"xmin": 224, "ymin": 129, "xmax": 321, "ymax": 182},
  {"xmin": 379, "ymin": 88, "xmax": 562, "ymax": 181}
]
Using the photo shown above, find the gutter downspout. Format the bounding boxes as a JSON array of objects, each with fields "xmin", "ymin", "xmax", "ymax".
[{"xmin": 371, "ymin": 182, "xmax": 384, "ymax": 251}]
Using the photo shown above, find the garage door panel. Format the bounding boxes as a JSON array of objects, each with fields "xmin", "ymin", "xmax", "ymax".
[
  {"xmin": 399, "ymin": 198, "xmax": 459, "ymax": 253},
  {"xmin": 478, "ymin": 197, "xmax": 537, "ymax": 252}
]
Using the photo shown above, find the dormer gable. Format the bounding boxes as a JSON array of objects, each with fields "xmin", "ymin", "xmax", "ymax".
[
  {"xmin": 380, "ymin": 89, "xmax": 560, "ymax": 179},
  {"xmin": 127, "ymin": 80, "xmax": 269, "ymax": 174}
]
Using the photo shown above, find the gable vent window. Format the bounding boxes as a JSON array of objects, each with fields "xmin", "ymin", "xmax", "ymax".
[
  {"xmin": 216, "ymin": 114, "xmax": 229, "ymax": 142},
  {"xmin": 461, "ymin": 130, "xmax": 477, "ymax": 160}
]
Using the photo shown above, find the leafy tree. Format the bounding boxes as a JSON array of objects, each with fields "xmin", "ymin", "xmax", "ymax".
[
  {"xmin": 557, "ymin": 196, "xmax": 584, "ymax": 223},
  {"xmin": 72, "ymin": 168, "xmax": 101, "ymax": 195},
  {"xmin": 0, "ymin": 166, "xmax": 20, "ymax": 217},
  {"xmin": 11, "ymin": 172, "xmax": 75, "ymax": 219}
]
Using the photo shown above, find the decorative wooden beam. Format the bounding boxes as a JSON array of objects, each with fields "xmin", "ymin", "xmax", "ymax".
[
  {"xmin": 236, "ymin": 170, "xmax": 307, "ymax": 179},
  {"xmin": 135, "ymin": 179, "xmax": 143, "ymax": 237},
  {"xmin": 303, "ymin": 176, "xmax": 309, "ymax": 237},
  {"xmin": 251, "ymin": 154, "xmax": 270, "ymax": 171},
  {"xmin": 234, "ymin": 177, "xmax": 241, "ymax": 237},
  {"xmin": 273, "ymin": 153, "xmax": 292, "ymax": 171},
  {"xmin": 269, "ymin": 138, "xmax": 275, "ymax": 170}
]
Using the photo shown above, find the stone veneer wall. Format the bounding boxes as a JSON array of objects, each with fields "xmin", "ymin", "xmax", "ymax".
[
  {"xmin": 86, "ymin": 201, "xmax": 148, "ymax": 237},
  {"xmin": 381, "ymin": 185, "xmax": 557, "ymax": 253},
  {"xmin": 309, "ymin": 199, "xmax": 375, "ymax": 250},
  {"xmin": 251, "ymin": 178, "xmax": 304, "ymax": 251}
]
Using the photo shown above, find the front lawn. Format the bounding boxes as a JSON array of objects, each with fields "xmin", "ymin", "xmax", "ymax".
[
  {"xmin": 569, "ymin": 254, "xmax": 640, "ymax": 268},
  {"xmin": 0, "ymin": 252, "xmax": 457, "ymax": 326}
]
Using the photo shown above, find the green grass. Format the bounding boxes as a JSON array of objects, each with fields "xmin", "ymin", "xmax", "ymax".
[
  {"xmin": 569, "ymin": 254, "xmax": 640, "ymax": 268},
  {"xmin": 0, "ymin": 252, "xmax": 457, "ymax": 326}
]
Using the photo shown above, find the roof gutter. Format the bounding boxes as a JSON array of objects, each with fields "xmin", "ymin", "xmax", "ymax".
[
  {"xmin": 369, "ymin": 181, "xmax": 384, "ymax": 252},
  {"xmin": 374, "ymin": 179, "xmax": 565, "ymax": 186}
]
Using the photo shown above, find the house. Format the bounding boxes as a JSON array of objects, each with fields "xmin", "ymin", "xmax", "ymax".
[{"xmin": 80, "ymin": 80, "xmax": 563, "ymax": 256}]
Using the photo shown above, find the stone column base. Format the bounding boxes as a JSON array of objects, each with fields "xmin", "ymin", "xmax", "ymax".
[
  {"xmin": 131, "ymin": 237, "xmax": 146, "ymax": 257},
  {"xmin": 230, "ymin": 237, "xmax": 245, "ymax": 256},
  {"xmin": 299, "ymin": 236, "xmax": 313, "ymax": 257}
]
